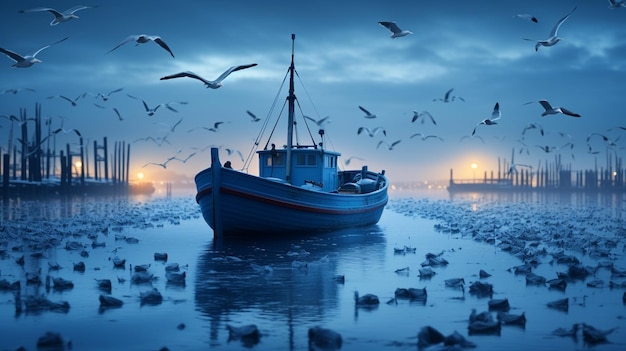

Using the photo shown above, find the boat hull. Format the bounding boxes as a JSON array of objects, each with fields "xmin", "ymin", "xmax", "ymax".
[{"xmin": 195, "ymin": 166, "xmax": 388, "ymax": 236}]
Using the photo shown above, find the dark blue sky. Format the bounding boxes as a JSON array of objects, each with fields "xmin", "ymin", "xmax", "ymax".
[{"xmin": 1, "ymin": 0, "xmax": 624, "ymax": 183}]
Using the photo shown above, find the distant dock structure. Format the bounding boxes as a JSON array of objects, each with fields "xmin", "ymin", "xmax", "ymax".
[
  {"xmin": 1, "ymin": 103, "xmax": 153, "ymax": 198},
  {"xmin": 448, "ymin": 151, "xmax": 624, "ymax": 193}
]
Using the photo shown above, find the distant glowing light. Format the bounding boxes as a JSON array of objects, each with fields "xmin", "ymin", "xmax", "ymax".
[
  {"xmin": 471, "ymin": 162, "xmax": 478, "ymax": 170},
  {"xmin": 137, "ymin": 172, "xmax": 144, "ymax": 180},
  {"xmin": 74, "ymin": 161, "xmax": 82, "ymax": 169}
]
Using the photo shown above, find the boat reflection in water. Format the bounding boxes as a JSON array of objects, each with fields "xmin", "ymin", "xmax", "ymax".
[{"xmin": 194, "ymin": 224, "xmax": 386, "ymax": 348}]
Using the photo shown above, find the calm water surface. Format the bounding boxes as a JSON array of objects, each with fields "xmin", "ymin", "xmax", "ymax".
[{"xmin": 1, "ymin": 189, "xmax": 625, "ymax": 350}]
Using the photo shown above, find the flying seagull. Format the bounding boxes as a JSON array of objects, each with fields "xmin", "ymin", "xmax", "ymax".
[
  {"xmin": 411, "ymin": 110, "xmax": 436, "ymax": 125},
  {"xmin": 0, "ymin": 37, "xmax": 68, "ymax": 68},
  {"xmin": 19, "ymin": 5, "xmax": 97, "ymax": 26},
  {"xmin": 528, "ymin": 99, "xmax": 581, "ymax": 117},
  {"xmin": 434, "ymin": 88, "xmax": 464, "ymax": 102},
  {"xmin": 304, "ymin": 115, "xmax": 331, "ymax": 127},
  {"xmin": 357, "ymin": 126, "xmax": 386, "ymax": 137},
  {"xmin": 85, "ymin": 88, "xmax": 123, "ymax": 101},
  {"xmin": 47, "ymin": 94, "xmax": 84, "ymax": 106},
  {"xmin": 106, "ymin": 34, "xmax": 175, "ymax": 58},
  {"xmin": 472, "ymin": 102, "xmax": 501, "ymax": 136},
  {"xmin": 522, "ymin": 122, "xmax": 544, "ymax": 136},
  {"xmin": 378, "ymin": 21, "xmax": 413, "ymax": 38},
  {"xmin": 410, "ymin": 133, "xmax": 444, "ymax": 142},
  {"xmin": 160, "ymin": 64, "xmax": 257, "ymax": 89},
  {"xmin": 523, "ymin": 6, "xmax": 576, "ymax": 51},
  {"xmin": 377, "ymin": 140, "xmax": 402, "ymax": 150},
  {"xmin": 358, "ymin": 106, "xmax": 377, "ymax": 119}
]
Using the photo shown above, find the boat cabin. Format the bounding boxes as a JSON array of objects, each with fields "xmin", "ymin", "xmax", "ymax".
[{"xmin": 257, "ymin": 146, "xmax": 340, "ymax": 192}]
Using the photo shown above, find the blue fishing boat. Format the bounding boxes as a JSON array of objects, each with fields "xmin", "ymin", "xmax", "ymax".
[{"xmin": 194, "ymin": 34, "xmax": 389, "ymax": 236}]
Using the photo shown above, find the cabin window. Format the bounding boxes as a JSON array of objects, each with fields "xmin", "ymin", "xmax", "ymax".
[
  {"xmin": 267, "ymin": 153, "xmax": 284, "ymax": 166},
  {"xmin": 326, "ymin": 155, "xmax": 336, "ymax": 168},
  {"xmin": 296, "ymin": 154, "xmax": 317, "ymax": 166}
]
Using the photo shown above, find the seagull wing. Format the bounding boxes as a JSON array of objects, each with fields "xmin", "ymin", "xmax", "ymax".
[
  {"xmin": 538, "ymin": 100, "xmax": 553, "ymax": 112},
  {"xmin": 31, "ymin": 37, "xmax": 68, "ymax": 58},
  {"xmin": 112, "ymin": 108, "xmax": 123, "ymax": 121},
  {"xmin": 550, "ymin": 6, "xmax": 576, "ymax": 37},
  {"xmin": 20, "ymin": 7, "xmax": 63, "ymax": 16},
  {"xmin": 246, "ymin": 110, "xmax": 259, "ymax": 120},
  {"xmin": 491, "ymin": 102, "xmax": 501, "ymax": 120},
  {"xmin": 106, "ymin": 35, "xmax": 138, "ymax": 54},
  {"xmin": 160, "ymin": 71, "xmax": 211, "ymax": 85},
  {"xmin": 0, "ymin": 48, "xmax": 26, "ymax": 62},
  {"xmin": 423, "ymin": 111, "xmax": 437, "ymax": 125},
  {"xmin": 358, "ymin": 106, "xmax": 372, "ymax": 116},
  {"xmin": 560, "ymin": 107, "xmax": 581, "ymax": 117},
  {"xmin": 214, "ymin": 64, "xmax": 258, "ymax": 83},
  {"xmin": 153, "ymin": 37, "xmax": 175, "ymax": 58},
  {"xmin": 66, "ymin": 5, "xmax": 95, "ymax": 15},
  {"xmin": 444, "ymin": 88, "xmax": 454, "ymax": 100},
  {"xmin": 379, "ymin": 21, "xmax": 401, "ymax": 34}
]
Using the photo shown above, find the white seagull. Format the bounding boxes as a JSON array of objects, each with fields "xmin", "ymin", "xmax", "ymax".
[
  {"xmin": 106, "ymin": 34, "xmax": 175, "ymax": 58},
  {"xmin": 160, "ymin": 64, "xmax": 258, "ymax": 89},
  {"xmin": 523, "ymin": 6, "xmax": 576, "ymax": 51},
  {"xmin": 472, "ymin": 102, "xmax": 501, "ymax": 136},
  {"xmin": 358, "ymin": 106, "xmax": 377, "ymax": 119},
  {"xmin": 0, "ymin": 37, "xmax": 68, "ymax": 68},
  {"xmin": 378, "ymin": 21, "xmax": 413, "ymax": 38},
  {"xmin": 19, "ymin": 5, "xmax": 97, "ymax": 26},
  {"xmin": 533, "ymin": 100, "xmax": 581, "ymax": 117}
]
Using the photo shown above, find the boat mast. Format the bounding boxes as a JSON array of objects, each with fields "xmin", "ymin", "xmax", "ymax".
[{"xmin": 285, "ymin": 33, "xmax": 296, "ymax": 183}]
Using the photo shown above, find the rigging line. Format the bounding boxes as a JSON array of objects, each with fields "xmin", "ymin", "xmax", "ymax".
[
  {"xmin": 295, "ymin": 98, "xmax": 318, "ymax": 147},
  {"xmin": 294, "ymin": 69, "xmax": 323, "ymax": 121},
  {"xmin": 242, "ymin": 67, "xmax": 290, "ymax": 172}
]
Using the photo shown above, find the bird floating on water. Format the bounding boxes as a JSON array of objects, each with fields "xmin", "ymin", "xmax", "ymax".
[
  {"xmin": 523, "ymin": 6, "xmax": 576, "ymax": 51},
  {"xmin": 379, "ymin": 21, "xmax": 413, "ymax": 38},
  {"xmin": 160, "ymin": 64, "xmax": 257, "ymax": 89},
  {"xmin": 106, "ymin": 34, "xmax": 175, "ymax": 58},
  {"xmin": 19, "ymin": 5, "xmax": 97, "ymax": 26},
  {"xmin": 0, "ymin": 37, "xmax": 68, "ymax": 68}
]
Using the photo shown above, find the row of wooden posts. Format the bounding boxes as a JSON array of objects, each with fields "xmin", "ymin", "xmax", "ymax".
[
  {"xmin": 1, "ymin": 104, "xmax": 131, "ymax": 196},
  {"xmin": 450, "ymin": 152, "xmax": 625, "ymax": 191}
]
